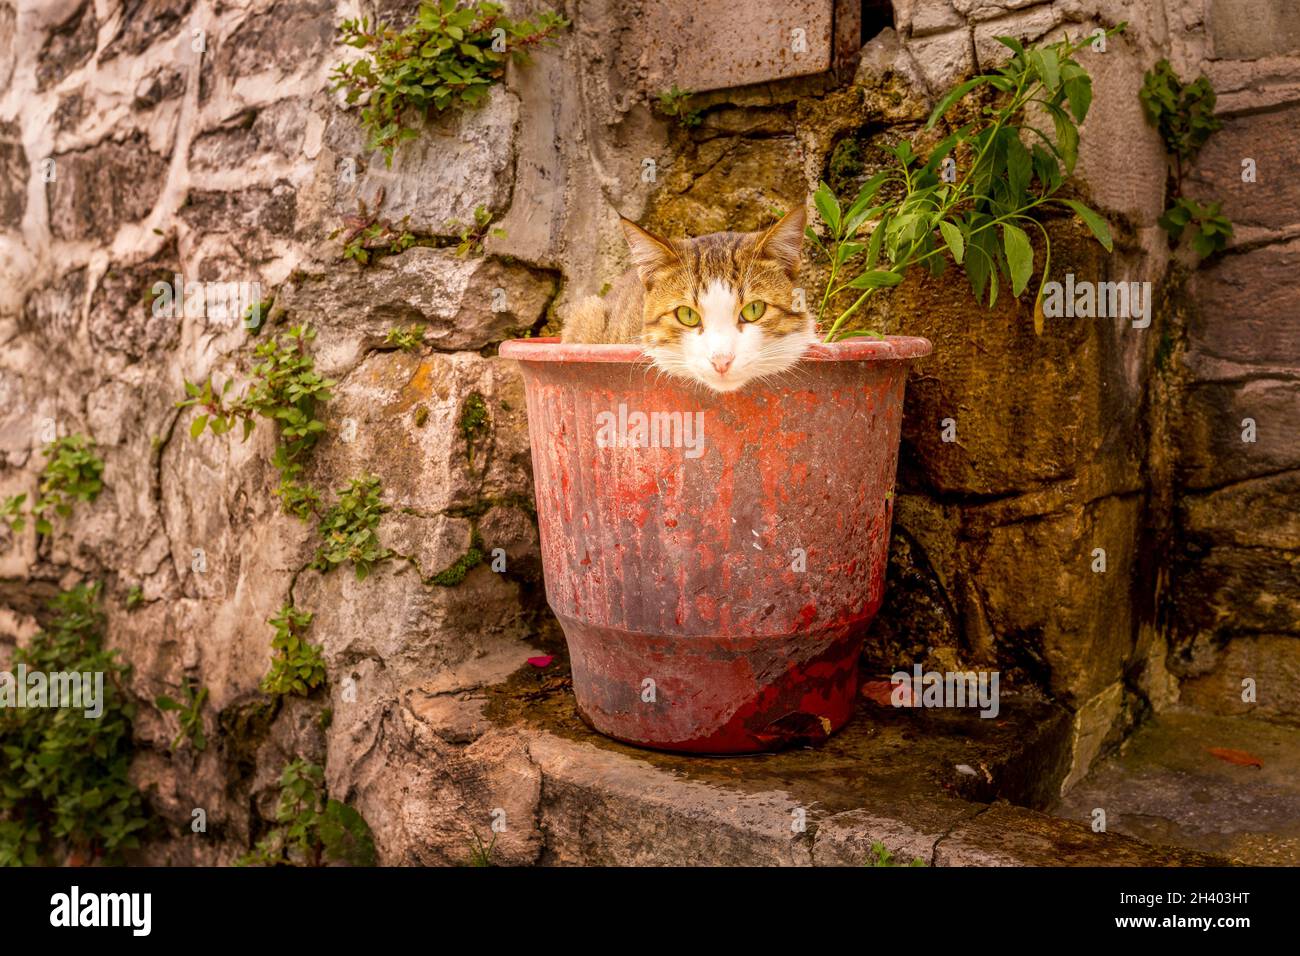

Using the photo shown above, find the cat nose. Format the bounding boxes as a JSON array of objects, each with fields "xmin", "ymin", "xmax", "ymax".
[{"xmin": 710, "ymin": 353, "xmax": 734, "ymax": 374}]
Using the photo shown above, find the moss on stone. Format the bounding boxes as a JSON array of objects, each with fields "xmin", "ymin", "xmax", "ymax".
[
  {"xmin": 430, "ymin": 531, "xmax": 485, "ymax": 587},
  {"xmin": 459, "ymin": 392, "xmax": 490, "ymax": 463},
  {"xmin": 826, "ymin": 136, "xmax": 864, "ymax": 196}
]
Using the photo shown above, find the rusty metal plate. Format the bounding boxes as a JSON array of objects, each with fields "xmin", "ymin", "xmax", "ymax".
[{"xmin": 637, "ymin": 0, "xmax": 836, "ymax": 93}]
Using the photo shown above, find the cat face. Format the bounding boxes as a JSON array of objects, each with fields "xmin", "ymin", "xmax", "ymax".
[{"xmin": 621, "ymin": 206, "xmax": 815, "ymax": 393}]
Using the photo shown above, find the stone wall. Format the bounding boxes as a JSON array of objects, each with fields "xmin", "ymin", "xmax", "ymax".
[{"xmin": 0, "ymin": 0, "xmax": 1296, "ymax": 864}]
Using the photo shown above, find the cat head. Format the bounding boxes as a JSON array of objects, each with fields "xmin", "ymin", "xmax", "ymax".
[{"xmin": 620, "ymin": 205, "xmax": 815, "ymax": 393}]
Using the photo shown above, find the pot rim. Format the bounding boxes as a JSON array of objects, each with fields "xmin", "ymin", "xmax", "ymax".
[{"xmin": 499, "ymin": 335, "xmax": 933, "ymax": 363}]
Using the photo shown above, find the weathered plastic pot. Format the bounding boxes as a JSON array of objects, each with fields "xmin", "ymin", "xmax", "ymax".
[{"xmin": 500, "ymin": 336, "xmax": 932, "ymax": 753}]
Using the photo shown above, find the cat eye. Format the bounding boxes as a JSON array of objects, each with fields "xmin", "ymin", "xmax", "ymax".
[
  {"xmin": 675, "ymin": 305, "xmax": 701, "ymax": 327},
  {"xmin": 740, "ymin": 301, "xmax": 767, "ymax": 322}
]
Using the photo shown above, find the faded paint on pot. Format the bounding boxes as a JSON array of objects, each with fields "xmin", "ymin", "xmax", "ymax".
[{"xmin": 500, "ymin": 336, "xmax": 932, "ymax": 753}]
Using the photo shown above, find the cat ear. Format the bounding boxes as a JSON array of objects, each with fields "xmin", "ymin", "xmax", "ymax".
[
  {"xmin": 619, "ymin": 216, "xmax": 680, "ymax": 285},
  {"xmin": 755, "ymin": 202, "xmax": 807, "ymax": 275}
]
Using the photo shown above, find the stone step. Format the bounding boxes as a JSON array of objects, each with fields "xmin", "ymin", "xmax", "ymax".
[
  {"xmin": 1052, "ymin": 709, "xmax": 1300, "ymax": 865},
  {"xmin": 477, "ymin": 669, "xmax": 1226, "ymax": 866}
]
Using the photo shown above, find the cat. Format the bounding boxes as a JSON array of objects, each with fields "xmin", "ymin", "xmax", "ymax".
[{"xmin": 560, "ymin": 204, "xmax": 817, "ymax": 393}]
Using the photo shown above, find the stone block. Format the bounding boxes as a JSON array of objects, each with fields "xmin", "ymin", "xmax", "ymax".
[
  {"xmin": 1209, "ymin": 0, "xmax": 1300, "ymax": 59},
  {"xmin": 893, "ymin": 230, "xmax": 1145, "ymax": 498},
  {"xmin": 36, "ymin": 1, "xmax": 97, "ymax": 91},
  {"xmin": 330, "ymin": 85, "xmax": 519, "ymax": 237},
  {"xmin": 1186, "ymin": 240, "xmax": 1300, "ymax": 381},
  {"xmin": 1186, "ymin": 105, "xmax": 1300, "ymax": 234},
  {"xmin": 0, "ymin": 120, "xmax": 25, "ymax": 228},
  {"xmin": 634, "ymin": 0, "xmax": 834, "ymax": 94},
  {"xmin": 277, "ymin": 247, "xmax": 556, "ymax": 356},
  {"xmin": 908, "ymin": 28, "xmax": 975, "ymax": 91},
  {"xmin": 98, "ymin": 0, "xmax": 193, "ymax": 62},
  {"xmin": 1179, "ymin": 379, "xmax": 1300, "ymax": 489},
  {"xmin": 89, "ymin": 245, "xmax": 183, "ymax": 359},
  {"xmin": 46, "ymin": 133, "xmax": 168, "ymax": 242}
]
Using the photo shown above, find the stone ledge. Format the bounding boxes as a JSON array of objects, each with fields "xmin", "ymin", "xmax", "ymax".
[
  {"xmin": 471, "ymin": 667, "xmax": 1226, "ymax": 866},
  {"xmin": 519, "ymin": 725, "xmax": 1223, "ymax": 866}
]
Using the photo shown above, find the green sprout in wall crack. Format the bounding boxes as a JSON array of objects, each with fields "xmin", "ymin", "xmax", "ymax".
[
  {"xmin": 334, "ymin": 190, "xmax": 417, "ymax": 265},
  {"xmin": 1159, "ymin": 197, "xmax": 1233, "ymax": 258},
  {"xmin": 867, "ymin": 841, "xmax": 927, "ymax": 867},
  {"xmin": 465, "ymin": 827, "xmax": 498, "ymax": 866},
  {"xmin": 178, "ymin": 324, "xmax": 335, "ymax": 522},
  {"xmin": 1, "ymin": 493, "xmax": 27, "ymax": 534},
  {"xmin": 2, "ymin": 434, "xmax": 106, "ymax": 540},
  {"xmin": 312, "ymin": 476, "xmax": 391, "ymax": 581},
  {"xmin": 238, "ymin": 760, "xmax": 376, "ymax": 867},
  {"xmin": 656, "ymin": 83, "xmax": 702, "ymax": 129},
  {"xmin": 385, "ymin": 325, "xmax": 427, "ymax": 351},
  {"xmin": 262, "ymin": 604, "xmax": 327, "ymax": 698},
  {"xmin": 449, "ymin": 204, "xmax": 506, "ymax": 257},
  {"xmin": 155, "ymin": 678, "xmax": 209, "ymax": 752},
  {"xmin": 243, "ymin": 296, "xmax": 275, "ymax": 336},
  {"xmin": 29, "ymin": 434, "xmax": 105, "ymax": 536},
  {"xmin": 125, "ymin": 585, "xmax": 145, "ymax": 610},
  {"xmin": 1140, "ymin": 59, "xmax": 1234, "ymax": 257}
]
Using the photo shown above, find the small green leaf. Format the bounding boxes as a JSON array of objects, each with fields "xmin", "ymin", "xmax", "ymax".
[
  {"xmin": 1061, "ymin": 199, "xmax": 1113, "ymax": 252},
  {"xmin": 1063, "ymin": 72, "xmax": 1092, "ymax": 123},
  {"xmin": 925, "ymin": 77, "xmax": 988, "ymax": 131},
  {"xmin": 1048, "ymin": 104, "xmax": 1079, "ymax": 173},
  {"xmin": 994, "ymin": 36, "xmax": 1026, "ymax": 57},
  {"xmin": 938, "ymin": 220, "xmax": 965, "ymax": 264},
  {"xmin": 1001, "ymin": 223, "xmax": 1034, "ymax": 296},
  {"xmin": 813, "ymin": 181, "xmax": 842, "ymax": 237},
  {"xmin": 864, "ymin": 220, "xmax": 886, "ymax": 270},
  {"xmin": 1030, "ymin": 48, "xmax": 1060, "ymax": 91},
  {"xmin": 846, "ymin": 270, "xmax": 904, "ymax": 290}
]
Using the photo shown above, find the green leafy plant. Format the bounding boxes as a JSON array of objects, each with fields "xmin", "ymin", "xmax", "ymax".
[
  {"xmin": 1, "ymin": 493, "xmax": 26, "ymax": 534},
  {"xmin": 179, "ymin": 325, "xmax": 335, "ymax": 520},
  {"xmin": 1140, "ymin": 60, "xmax": 1221, "ymax": 182},
  {"xmin": 125, "ymin": 584, "xmax": 144, "ymax": 610},
  {"xmin": 465, "ymin": 827, "xmax": 497, "ymax": 866},
  {"xmin": 276, "ymin": 479, "xmax": 322, "ymax": 522},
  {"xmin": 811, "ymin": 27, "xmax": 1124, "ymax": 340},
  {"xmin": 312, "ymin": 476, "xmax": 391, "ymax": 580},
  {"xmin": 155, "ymin": 678, "xmax": 208, "ymax": 752},
  {"xmin": 867, "ymin": 841, "xmax": 927, "ymax": 867},
  {"xmin": 244, "ymin": 328, "xmax": 335, "ymax": 462},
  {"xmin": 385, "ymin": 325, "xmax": 427, "ymax": 351},
  {"xmin": 239, "ymin": 760, "xmax": 376, "ymax": 866},
  {"xmin": 0, "ymin": 583, "xmax": 149, "ymax": 866},
  {"xmin": 1140, "ymin": 59, "xmax": 1233, "ymax": 257},
  {"xmin": 656, "ymin": 83, "xmax": 702, "ymax": 128},
  {"xmin": 333, "ymin": 190, "xmax": 417, "ymax": 265},
  {"xmin": 261, "ymin": 604, "xmax": 327, "ymax": 698},
  {"xmin": 1159, "ymin": 196, "xmax": 1233, "ymax": 257},
  {"xmin": 25, "ymin": 434, "xmax": 105, "ymax": 535},
  {"xmin": 331, "ymin": 0, "xmax": 568, "ymax": 164},
  {"xmin": 449, "ymin": 204, "xmax": 506, "ymax": 257}
]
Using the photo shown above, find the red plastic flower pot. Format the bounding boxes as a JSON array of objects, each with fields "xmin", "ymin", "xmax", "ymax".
[{"xmin": 500, "ymin": 336, "xmax": 932, "ymax": 753}]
